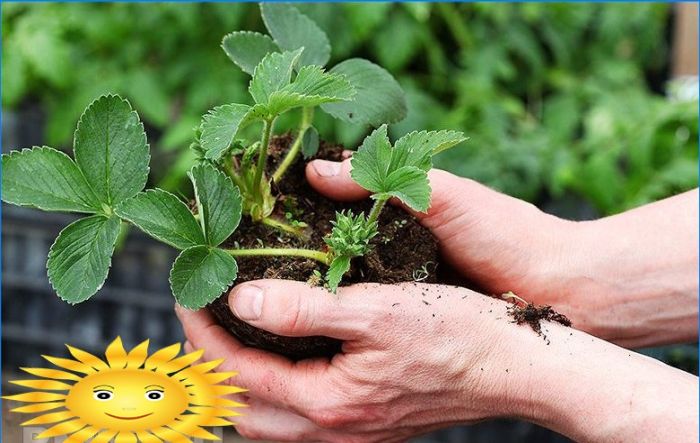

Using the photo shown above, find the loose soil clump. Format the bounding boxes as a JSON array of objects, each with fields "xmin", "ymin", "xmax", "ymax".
[{"xmin": 507, "ymin": 303, "xmax": 572, "ymax": 337}]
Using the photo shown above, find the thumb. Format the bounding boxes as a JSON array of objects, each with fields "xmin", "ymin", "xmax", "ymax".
[
  {"xmin": 305, "ymin": 157, "xmax": 469, "ymax": 226},
  {"xmin": 228, "ymin": 280, "xmax": 384, "ymax": 340},
  {"xmin": 305, "ymin": 158, "xmax": 369, "ymax": 202}
]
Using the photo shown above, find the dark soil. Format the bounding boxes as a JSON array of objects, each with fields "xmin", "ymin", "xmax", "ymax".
[
  {"xmin": 208, "ymin": 135, "xmax": 439, "ymax": 360},
  {"xmin": 507, "ymin": 303, "xmax": 572, "ymax": 337}
]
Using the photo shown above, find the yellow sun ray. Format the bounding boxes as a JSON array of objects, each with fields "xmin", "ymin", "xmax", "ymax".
[
  {"xmin": 64, "ymin": 425, "xmax": 100, "ymax": 443},
  {"xmin": 105, "ymin": 337, "xmax": 129, "ymax": 369},
  {"xmin": 136, "ymin": 430, "xmax": 165, "ymax": 442},
  {"xmin": 170, "ymin": 415, "xmax": 220, "ymax": 440},
  {"xmin": 11, "ymin": 379, "xmax": 73, "ymax": 391},
  {"xmin": 21, "ymin": 367, "xmax": 81, "ymax": 381},
  {"xmin": 155, "ymin": 349, "xmax": 204, "ymax": 374},
  {"xmin": 36, "ymin": 418, "xmax": 86, "ymax": 439},
  {"xmin": 183, "ymin": 359, "xmax": 223, "ymax": 375},
  {"xmin": 199, "ymin": 416, "xmax": 235, "ymax": 427},
  {"xmin": 8, "ymin": 338, "xmax": 244, "ymax": 442},
  {"xmin": 203, "ymin": 371, "xmax": 239, "ymax": 384},
  {"xmin": 42, "ymin": 355, "xmax": 98, "ymax": 374},
  {"xmin": 90, "ymin": 429, "xmax": 118, "ymax": 443},
  {"xmin": 187, "ymin": 406, "xmax": 241, "ymax": 417},
  {"xmin": 125, "ymin": 339, "xmax": 150, "ymax": 368},
  {"xmin": 4, "ymin": 392, "xmax": 66, "ymax": 402},
  {"xmin": 21, "ymin": 410, "xmax": 75, "ymax": 426},
  {"xmin": 209, "ymin": 397, "xmax": 247, "ymax": 408},
  {"xmin": 152, "ymin": 426, "xmax": 194, "ymax": 443},
  {"xmin": 210, "ymin": 385, "xmax": 247, "ymax": 396},
  {"xmin": 66, "ymin": 345, "xmax": 109, "ymax": 371},
  {"xmin": 144, "ymin": 343, "xmax": 182, "ymax": 370},
  {"xmin": 115, "ymin": 431, "xmax": 138, "ymax": 443},
  {"xmin": 11, "ymin": 401, "xmax": 66, "ymax": 414}
]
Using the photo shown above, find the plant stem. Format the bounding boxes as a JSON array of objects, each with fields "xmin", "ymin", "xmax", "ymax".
[
  {"xmin": 253, "ymin": 118, "xmax": 275, "ymax": 195},
  {"xmin": 224, "ymin": 247, "xmax": 330, "ymax": 265},
  {"xmin": 367, "ymin": 197, "xmax": 388, "ymax": 225},
  {"xmin": 262, "ymin": 216, "xmax": 305, "ymax": 236},
  {"xmin": 272, "ymin": 107, "xmax": 315, "ymax": 183}
]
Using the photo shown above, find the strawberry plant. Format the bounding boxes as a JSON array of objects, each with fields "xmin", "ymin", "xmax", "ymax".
[
  {"xmin": 0, "ymin": 4, "xmax": 466, "ymax": 350},
  {"xmin": 197, "ymin": 3, "xmax": 408, "ymax": 236}
]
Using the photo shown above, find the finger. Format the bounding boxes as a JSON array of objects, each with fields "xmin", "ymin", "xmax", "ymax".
[
  {"xmin": 341, "ymin": 149, "xmax": 353, "ymax": 159},
  {"xmin": 305, "ymin": 158, "xmax": 369, "ymax": 201},
  {"xmin": 174, "ymin": 305, "xmax": 321, "ymax": 415},
  {"xmin": 235, "ymin": 396, "xmax": 319, "ymax": 442},
  {"xmin": 228, "ymin": 280, "xmax": 385, "ymax": 340},
  {"xmin": 305, "ymin": 158, "xmax": 470, "ymax": 226}
]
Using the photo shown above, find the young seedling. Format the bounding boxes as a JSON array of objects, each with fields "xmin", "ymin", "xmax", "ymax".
[
  {"xmin": 200, "ymin": 3, "xmax": 407, "ymax": 235},
  {"xmin": 196, "ymin": 47, "xmax": 356, "ymax": 234},
  {"xmin": 322, "ymin": 124, "xmax": 467, "ymax": 291}
]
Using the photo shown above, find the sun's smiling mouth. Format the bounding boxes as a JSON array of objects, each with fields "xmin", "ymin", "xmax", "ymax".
[{"xmin": 105, "ymin": 412, "xmax": 153, "ymax": 420}]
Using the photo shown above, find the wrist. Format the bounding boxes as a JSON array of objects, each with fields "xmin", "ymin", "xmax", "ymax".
[{"xmin": 495, "ymin": 320, "xmax": 698, "ymax": 442}]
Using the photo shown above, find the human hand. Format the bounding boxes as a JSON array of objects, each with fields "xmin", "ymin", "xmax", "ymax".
[
  {"xmin": 177, "ymin": 280, "xmax": 550, "ymax": 442},
  {"xmin": 306, "ymin": 158, "xmax": 699, "ymax": 348},
  {"xmin": 176, "ymin": 279, "xmax": 698, "ymax": 443},
  {"xmin": 306, "ymin": 158, "xmax": 575, "ymax": 320}
]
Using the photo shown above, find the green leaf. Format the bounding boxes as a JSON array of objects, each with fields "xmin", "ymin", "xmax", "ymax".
[
  {"xmin": 2, "ymin": 147, "xmax": 102, "ymax": 214},
  {"xmin": 350, "ymin": 125, "xmax": 393, "ymax": 192},
  {"xmin": 199, "ymin": 104, "xmax": 253, "ymax": 161},
  {"xmin": 260, "ymin": 3, "xmax": 331, "ymax": 68},
  {"xmin": 326, "ymin": 255, "xmax": 351, "ymax": 293},
  {"xmin": 265, "ymin": 66, "xmax": 355, "ymax": 115},
  {"xmin": 47, "ymin": 215, "xmax": 121, "ymax": 304},
  {"xmin": 222, "ymin": 31, "xmax": 279, "ymax": 76},
  {"xmin": 74, "ymin": 94, "xmax": 150, "ymax": 207},
  {"xmin": 321, "ymin": 59, "xmax": 407, "ymax": 126},
  {"xmin": 390, "ymin": 130, "xmax": 467, "ymax": 172},
  {"xmin": 380, "ymin": 166, "xmax": 431, "ymax": 212},
  {"xmin": 114, "ymin": 189, "xmax": 205, "ymax": 250},
  {"xmin": 188, "ymin": 164, "xmax": 242, "ymax": 247},
  {"xmin": 170, "ymin": 246, "xmax": 238, "ymax": 309},
  {"xmin": 350, "ymin": 125, "xmax": 441, "ymax": 212},
  {"xmin": 302, "ymin": 126, "xmax": 320, "ymax": 159},
  {"xmin": 249, "ymin": 49, "xmax": 303, "ymax": 106}
]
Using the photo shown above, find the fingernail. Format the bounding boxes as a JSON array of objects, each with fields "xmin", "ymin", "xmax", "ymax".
[
  {"xmin": 230, "ymin": 285, "xmax": 264, "ymax": 321},
  {"xmin": 312, "ymin": 160, "xmax": 341, "ymax": 177}
]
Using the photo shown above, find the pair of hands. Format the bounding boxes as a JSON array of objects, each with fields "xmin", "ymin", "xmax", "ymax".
[{"xmin": 176, "ymin": 156, "xmax": 699, "ymax": 442}]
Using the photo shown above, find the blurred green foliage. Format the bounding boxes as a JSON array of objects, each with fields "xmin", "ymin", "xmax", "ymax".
[{"xmin": 3, "ymin": 3, "xmax": 697, "ymax": 215}]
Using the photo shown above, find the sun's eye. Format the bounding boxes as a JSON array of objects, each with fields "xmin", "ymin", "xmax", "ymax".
[
  {"xmin": 93, "ymin": 390, "xmax": 113, "ymax": 401},
  {"xmin": 145, "ymin": 390, "xmax": 164, "ymax": 401}
]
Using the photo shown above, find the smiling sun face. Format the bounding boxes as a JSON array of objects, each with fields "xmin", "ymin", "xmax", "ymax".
[
  {"xmin": 4, "ymin": 338, "xmax": 246, "ymax": 442},
  {"xmin": 65, "ymin": 368, "xmax": 189, "ymax": 432}
]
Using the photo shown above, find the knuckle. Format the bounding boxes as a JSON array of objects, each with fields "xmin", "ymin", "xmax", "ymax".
[
  {"xmin": 309, "ymin": 406, "xmax": 348, "ymax": 429},
  {"xmin": 281, "ymin": 294, "xmax": 315, "ymax": 334}
]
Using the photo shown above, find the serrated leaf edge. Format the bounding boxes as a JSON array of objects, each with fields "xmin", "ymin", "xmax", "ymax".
[
  {"xmin": 187, "ymin": 163, "xmax": 242, "ymax": 247},
  {"xmin": 46, "ymin": 215, "xmax": 120, "ymax": 305},
  {"xmin": 221, "ymin": 31, "xmax": 280, "ymax": 75},
  {"xmin": 114, "ymin": 188, "xmax": 205, "ymax": 250},
  {"xmin": 260, "ymin": 3, "xmax": 331, "ymax": 68},
  {"xmin": 1, "ymin": 146, "xmax": 102, "ymax": 214},
  {"xmin": 72, "ymin": 93, "xmax": 151, "ymax": 207},
  {"xmin": 168, "ymin": 246, "xmax": 238, "ymax": 310}
]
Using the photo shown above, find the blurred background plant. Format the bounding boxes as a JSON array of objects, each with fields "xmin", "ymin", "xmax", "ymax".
[
  {"xmin": 3, "ymin": 2, "xmax": 697, "ymax": 215},
  {"xmin": 2, "ymin": 4, "xmax": 698, "ymax": 441}
]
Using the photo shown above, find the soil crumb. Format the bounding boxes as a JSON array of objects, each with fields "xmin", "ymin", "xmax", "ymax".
[{"xmin": 507, "ymin": 303, "xmax": 572, "ymax": 337}]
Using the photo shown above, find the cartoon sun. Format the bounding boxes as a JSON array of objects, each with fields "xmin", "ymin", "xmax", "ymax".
[{"xmin": 4, "ymin": 337, "xmax": 246, "ymax": 442}]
